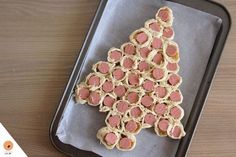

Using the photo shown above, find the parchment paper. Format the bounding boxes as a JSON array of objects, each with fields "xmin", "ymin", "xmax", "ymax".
[{"xmin": 56, "ymin": 0, "xmax": 222, "ymax": 156}]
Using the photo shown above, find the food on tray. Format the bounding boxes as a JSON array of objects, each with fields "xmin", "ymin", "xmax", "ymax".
[{"xmin": 75, "ymin": 6, "xmax": 185, "ymax": 151}]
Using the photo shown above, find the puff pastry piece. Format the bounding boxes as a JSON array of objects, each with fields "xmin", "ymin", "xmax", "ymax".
[
  {"xmin": 97, "ymin": 127, "xmax": 120, "ymax": 149},
  {"xmin": 167, "ymin": 122, "xmax": 186, "ymax": 139},
  {"xmin": 75, "ymin": 82, "xmax": 90, "ymax": 104},
  {"xmin": 129, "ymin": 28, "xmax": 152, "ymax": 47},
  {"xmin": 145, "ymin": 19, "xmax": 163, "ymax": 37},
  {"xmin": 107, "ymin": 47, "xmax": 123, "ymax": 63},
  {"xmin": 116, "ymin": 133, "xmax": 136, "ymax": 151},
  {"xmin": 156, "ymin": 7, "xmax": 174, "ymax": 27}
]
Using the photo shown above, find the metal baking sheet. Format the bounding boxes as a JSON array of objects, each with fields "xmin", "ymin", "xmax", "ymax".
[{"xmin": 49, "ymin": 0, "xmax": 231, "ymax": 157}]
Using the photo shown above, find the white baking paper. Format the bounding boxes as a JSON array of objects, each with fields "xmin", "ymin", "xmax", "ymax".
[{"xmin": 56, "ymin": 0, "xmax": 222, "ymax": 156}]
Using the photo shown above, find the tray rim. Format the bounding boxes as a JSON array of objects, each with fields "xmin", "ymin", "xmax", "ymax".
[{"xmin": 49, "ymin": 0, "xmax": 232, "ymax": 157}]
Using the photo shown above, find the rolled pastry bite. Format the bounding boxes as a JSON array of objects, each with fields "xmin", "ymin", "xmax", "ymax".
[
  {"xmin": 163, "ymin": 41, "xmax": 180, "ymax": 63},
  {"xmin": 85, "ymin": 73, "xmax": 105, "ymax": 90},
  {"xmin": 137, "ymin": 46, "xmax": 152, "ymax": 59},
  {"xmin": 125, "ymin": 71, "xmax": 144, "ymax": 87},
  {"xmin": 150, "ymin": 66, "xmax": 167, "ymax": 82},
  {"xmin": 125, "ymin": 88, "xmax": 143, "ymax": 105},
  {"xmin": 121, "ymin": 42, "xmax": 137, "ymax": 56},
  {"xmin": 166, "ymin": 62, "xmax": 179, "ymax": 73},
  {"xmin": 88, "ymin": 90, "xmax": 103, "ymax": 106},
  {"xmin": 99, "ymin": 93, "xmax": 117, "ymax": 112},
  {"xmin": 156, "ymin": 6, "xmax": 174, "ymax": 27},
  {"xmin": 162, "ymin": 26, "xmax": 175, "ymax": 40},
  {"xmin": 140, "ymin": 93, "xmax": 155, "ymax": 110},
  {"xmin": 97, "ymin": 126, "xmax": 120, "ymax": 149},
  {"xmin": 120, "ymin": 55, "xmax": 138, "ymax": 70},
  {"xmin": 111, "ymin": 66, "xmax": 126, "ymax": 82},
  {"xmin": 153, "ymin": 102, "xmax": 169, "ymax": 117},
  {"xmin": 105, "ymin": 110, "xmax": 123, "ymax": 131},
  {"xmin": 122, "ymin": 117, "xmax": 142, "ymax": 135},
  {"xmin": 168, "ymin": 89, "xmax": 183, "ymax": 104},
  {"xmin": 142, "ymin": 78, "xmax": 155, "ymax": 92},
  {"xmin": 128, "ymin": 105, "xmax": 145, "ymax": 120},
  {"xmin": 168, "ymin": 105, "xmax": 184, "ymax": 121},
  {"xmin": 154, "ymin": 117, "xmax": 173, "ymax": 137},
  {"xmin": 145, "ymin": 19, "xmax": 163, "ymax": 37},
  {"xmin": 154, "ymin": 85, "xmax": 169, "ymax": 100},
  {"xmin": 151, "ymin": 37, "xmax": 163, "ymax": 50},
  {"xmin": 107, "ymin": 47, "xmax": 123, "ymax": 63},
  {"xmin": 116, "ymin": 133, "xmax": 136, "ymax": 151},
  {"xmin": 137, "ymin": 59, "xmax": 150, "ymax": 73},
  {"xmin": 166, "ymin": 73, "xmax": 182, "ymax": 89},
  {"xmin": 147, "ymin": 50, "xmax": 166, "ymax": 67},
  {"xmin": 167, "ymin": 123, "xmax": 186, "ymax": 139},
  {"xmin": 129, "ymin": 28, "xmax": 152, "ymax": 47},
  {"xmin": 75, "ymin": 83, "xmax": 90, "ymax": 104},
  {"xmin": 92, "ymin": 61, "xmax": 114, "ymax": 75},
  {"xmin": 142, "ymin": 110, "xmax": 158, "ymax": 128},
  {"xmin": 101, "ymin": 78, "xmax": 114, "ymax": 93},
  {"xmin": 113, "ymin": 100, "xmax": 130, "ymax": 115},
  {"xmin": 113, "ymin": 83, "xmax": 127, "ymax": 98}
]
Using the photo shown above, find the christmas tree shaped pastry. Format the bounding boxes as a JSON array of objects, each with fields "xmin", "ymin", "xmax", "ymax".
[{"xmin": 75, "ymin": 6, "xmax": 186, "ymax": 151}]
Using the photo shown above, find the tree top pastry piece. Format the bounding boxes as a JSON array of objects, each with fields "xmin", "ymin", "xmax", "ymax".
[{"xmin": 75, "ymin": 6, "xmax": 186, "ymax": 151}]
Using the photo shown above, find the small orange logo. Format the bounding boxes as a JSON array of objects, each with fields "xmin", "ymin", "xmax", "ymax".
[{"xmin": 3, "ymin": 140, "xmax": 13, "ymax": 151}]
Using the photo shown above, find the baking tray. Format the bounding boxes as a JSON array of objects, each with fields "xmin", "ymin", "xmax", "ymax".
[{"xmin": 49, "ymin": 0, "xmax": 231, "ymax": 156}]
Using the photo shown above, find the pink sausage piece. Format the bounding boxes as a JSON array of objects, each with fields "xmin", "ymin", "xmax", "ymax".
[
  {"xmin": 158, "ymin": 8, "xmax": 170, "ymax": 22},
  {"xmin": 88, "ymin": 75, "xmax": 100, "ymax": 86},
  {"xmin": 158, "ymin": 119, "xmax": 169, "ymax": 132},
  {"xmin": 130, "ymin": 107, "xmax": 142, "ymax": 118},
  {"xmin": 117, "ymin": 101, "xmax": 129, "ymax": 113},
  {"xmin": 153, "ymin": 53, "xmax": 163, "ymax": 65},
  {"xmin": 172, "ymin": 126, "xmax": 181, "ymax": 137},
  {"xmin": 141, "ymin": 95, "xmax": 153, "ymax": 107},
  {"xmin": 154, "ymin": 103, "xmax": 167, "ymax": 116},
  {"xmin": 144, "ymin": 113, "xmax": 156, "ymax": 125},
  {"xmin": 124, "ymin": 44, "xmax": 136, "ymax": 55},
  {"xmin": 78, "ymin": 87, "xmax": 90, "ymax": 100},
  {"xmin": 125, "ymin": 120, "xmax": 138, "ymax": 133},
  {"xmin": 168, "ymin": 74, "xmax": 180, "ymax": 86},
  {"xmin": 114, "ymin": 85, "xmax": 126, "ymax": 97},
  {"xmin": 138, "ymin": 61, "xmax": 149, "ymax": 72},
  {"xmin": 170, "ymin": 91, "xmax": 181, "ymax": 102},
  {"xmin": 152, "ymin": 37, "xmax": 162, "ymax": 49},
  {"xmin": 105, "ymin": 132, "xmax": 117, "ymax": 145},
  {"xmin": 119, "ymin": 137, "xmax": 132, "ymax": 149},
  {"xmin": 113, "ymin": 69, "xmax": 125, "ymax": 80},
  {"xmin": 110, "ymin": 50, "xmax": 122, "ymax": 61},
  {"xmin": 170, "ymin": 106, "xmax": 182, "ymax": 119},
  {"xmin": 128, "ymin": 73, "xmax": 139, "ymax": 86},
  {"xmin": 139, "ymin": 47, "xmax": 151, "ymax": 58},
  {"xmin": 102, "ymin": 81, "xmax": 113, "ymax": 93},
  {"xmin": 103, "ymin": 96, "xmax": 115, "ymax": 108},
  {"xmin": 166, "ymin": 45, "xmax": 177, "ymax": 57},
  {"xmin": 149, "ymin": 22, "xmax": 161, "ymax": 32},
  {"xmin": 97, "ymin": 62, "xmax": 109, "ymax": 74},
  {"xmin": 167, "ymin": 62, "xmax": 178, "ymax": 71},
  {"xmin": 163, "ymin": 27, "xmax": 174, "ymax": 38},
  {"xmin": 152, "ymin": 68, "xmax": 164, "ymax": 80},
  {"xmin": 88, "ymin": 91, "xmax": 101, "ymax": 106},
  {"xmin": 108, "ymin": 115, "xmax": 120, "ymax": 128},
  {"xmin": 123, "ymin": 58, "xmax": 134, "ymax": 69},
  {"xmin": 136, "ymin": 32, "xmax": 148, "ymax": 44},
  {"xmin": 155, "ymin": 86, "xmax": 167, "ymax": 98},
  {"xmin": 127, "ymin": 92, "xmax": 139, "ymax": 103},
  {"xmin": 143, "ymin": 80, "xmax": 155, "ymax": 91}
]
